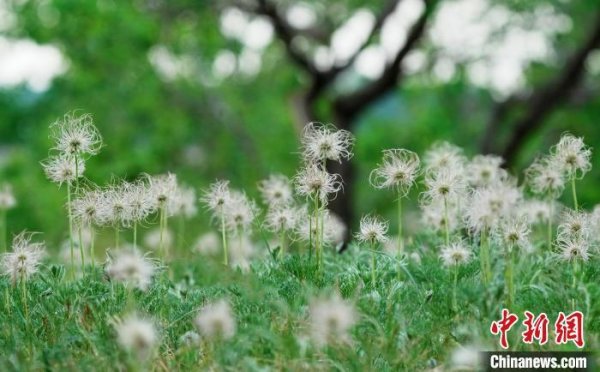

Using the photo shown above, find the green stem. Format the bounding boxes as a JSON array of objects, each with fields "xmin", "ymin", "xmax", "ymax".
[
  {"xmin": 67, "ymin": 181, "xmax": 75, "ymax": 280},
  {"xmin": 480, "ymin": 228, "xmax": 491, "ymax": 285},
  {"xmin": 452, "ymin": 265, "xmax": 458, "ymax": 312},
  {"xmin": 90, "ymin": 225, "xmax": 95, "ymax": 268},
  {"xmin": 571, "ymin": 176, "xmax": 578, "ymax": 212},
  {"xmin": 177, "ymin": 215, "xmax": 185, "ymax": 254},
  {"xmin": 115, "ymin": 227, "xmax": 120, "ymax": 250},
  {"xmin": 0, "ymin": 208, "xmax": 6, "ymax": 253},
  {"xmin": 74, "ymin": 152, "xmax": 85, "ymax": 269},
  {"xmin": 371, "ymin": 243, "xmax": 376, "ymax": 287},
  {"xmin": 20, "ymin": 277, "xmax": 28, "ymax": 325},
  {"xmin": 443, "ymin": 196, "xmax": 450, "ymax": 247},
  {"xmin": 505, "ymin": 246, "xmax": 514, "ymax": 308},
  {"xmin": 220, "ymin": 211, "xmax": 228, "ymax": 266},
  {"xmin": 133, "ymin": 222, "xmax": 137, "ymax": 251},
  {"xmin": 279, "ymin": 229, "xmax": 286, "ymax": 260},
  {"xmin": 547, "ymin": 200, "xmax": 553, "ymax": 251},
  {"xmin": 397, "ymin": 194, "xmax": 403, "ymax": 253}
]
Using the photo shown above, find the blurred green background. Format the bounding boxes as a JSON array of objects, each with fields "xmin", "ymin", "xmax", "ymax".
[{"xmin": 0, "ymin": 0, "xmax": 599, "ymax": 247}]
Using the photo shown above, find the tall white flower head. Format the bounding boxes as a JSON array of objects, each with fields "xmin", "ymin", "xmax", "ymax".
[
  {"xmin": 423, "ymin": 141, "xmax": 466, "ymax": 174},
  {"xmin": 557, "ymin": 238, "xmax": 590, "ymax": 262},
  {"xmin": 440, "ymin": 241, "xmax": 471, "ymax": 267},
  {"xmin": 422, "ymin": 168, "xmax": 466, "ymax": 203},
  {"xmin": 557, "ymin": 209, "xmax": 591, "ymax": 242},
  {"xmin": 355, "ymin": 215, "xmax": 388, "ymax": 245},
  {"xmin": 1, "ymin": 232, "xmax": 45, "ymax": 283},
  {"xmin": 99, "ymin": 183, "xmax": 133, "ymax": 227},
  {"xmin": 308, "ymin": 293, "xmax": 357, "ymax": 347},
  {"xmin": 294, "ymin": 164, "xmax": 342, "ymax": 204},
  {"xmin": 494, "ymin": 218, "xmax": 532, "ymax": 252},
  {"xmin": 123, "ymin": 180, "xmax": 155, "ymax": 225},
  {"xmin": 550, "ymin": 133, "xmax": 592, "ymax": 178},
  {"xmin": 170, "ymin": 185, "xmax": 197, "ymax": 218},
  {"xmin": 258, "ymin": 174, "xmax": 293, "ymax": 207},
  {"xmin": 517, "ymin": 200, "xmax": 552, "ymax": 225},
  {"xmin": 223, "ymin": 191, "xmax": 259, "ymax": 233},
  {"xmin": 464, "ymin": 181, "xmax": 522, "ymax": 233},
  {"xmin": 72, "ymin": 188, "xmax": 103, "ymax": 226},
  {"xmin": 201, "ymin": 180, "xmax": 231, "ymax": 216},
  {"xmin": 105, "ymin": 249, "xmax": 155, "ymax": 291},
  {"xmin": 50, "ymin": 112, "xmax": 103, "ymax": 157},
  {"xmin": 194, "ymin": 299, "xmax": 236, "ymax": 340},
  {"xmin": 42, "ymin": 155, "xmax": 85, "ymax": 185},
  {"xmin": 147, "ymin": 173, "xmax": 178, "ymax": 214},
  {"xmin": 264, "ymin": 206, "xmax": 299, "ymax": 233},
  {"xmin": 0, "ymin": 183, "xmax": 16, "ymax": 210},
  {"xmin": 466, "ymin": 155, "xmax": 506, "ymax": 187},
  {"xmin": 115, "ymin": 314, "xmax": 158, "ymax": 359},
  {"xmin": 229, "ymin": 234, "xmax": 255, "ymax": 271},
  {"xmin": 369, "ymin": 149, "xmax": 420, "ymax": 196},
  {"xmin": 525, "ymin": 156, "xmax": 565, "ymax": 197},
  {"xmin": 420, "ymin": 199, "xmax": 461, "ymax": 233},
  {"xmin": 301, "ymin": 122, "xmax": 354, "ymax": 163}
]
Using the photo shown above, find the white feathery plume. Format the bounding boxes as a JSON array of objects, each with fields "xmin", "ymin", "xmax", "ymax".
[
  {"xmin": 369, "ymin": 149, "xmax": 420, "ymax": 196},
  {"xmin": 194, "ymin": 299, "xmax": 236, "ymax": 340},
  {"xmin": 301, "ymin": 122, "xmax": 354, "ymax": 163},
  {"xmin": 1, "ymin": 232, "xmax": 45, "ymax": 283}
]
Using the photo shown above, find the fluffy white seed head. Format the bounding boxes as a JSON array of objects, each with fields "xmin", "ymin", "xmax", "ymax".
[
  {"xmin": 451, "ymin": 345, "xmax": 482, "ymax": 371},
  {"xmin": 147, "ymin": 173, "xmax": 178, "ymax": 214},
  {"xmin": 294, "ymin": 164, "xmax": 342, "ymax": 204},
  {"xmin": 194, "ymin": 299, "xmax": 236, "ymax": 340},
  {"xmin": 201, "ymin": 180, "xmax": 231, "ymax": 215},
  {"xmin": 105, "ymin": 249, "xmax": 155, "ymax": 291},
  {"xmin": 517, "ymin": 200, "xmax": 552, "ymax": 225},
  {"xmin": 170, "ymin": 185, "xmax": 197, "ymax": 218},
  {"xmin": 308, "ymin": 293, "xmax": 357, "ymax": 347},
  {"xmin": 525, "ymin": 156, "xmax": 566, "ymax": 197},
  {"xmin": 223, "ymin": 191, "xmax": 259, "ymax": 233},
  {"xmin": 143, "ymin": 228, "xmax": 173, "ymax": 251},
  {"xmin": 264, "ymin": 206, "xmax": 299, "ymax": 233},
  {"xmin": 1, "ymin": 232, "xmax": 45, "ymax": 283},
  {"xmin": 423, "ymin": 141, "xmax": 466, "ymax": 174},
  {"xmin": 355, "ymin": 215, "xmax": 388, "ymax": 245},
  {"xmin": 557, "ymin": 209, "xmax": 591, "ymax": 243},
  {"xmin": 466, "ymin": 155, "xmax": 506, "ymax": 187},
  {"xmin": 72, "ymin": 188, "xmax": 104, "ymax": 226},
  {"xmin": 464, "ymin": 181, "xmax": 522, "ymax": 232},
  {"xmin": 258, "ymin": 174, "xmax": 293, "ymax": 207},
  {"xmin": 0, "ymin": 183, "xmax": 16, "ymax": 210},
  {"xmin": 194, "ymin": 231, "xmax": 220, "ymax": 255},
  {"xmin": 301, "ymin": 122, "xmax": 354, "ymax": 163},
  {"xmin": 50, "ymin": 112, "xmax": 103, "ymax": 157},
  {"xmin": 440, "ymin": 241, "xmax": 471, "ymax": 267},
  {"xmin": 494, "ymin": 218, "xmax": 532, "ymax": 252},
  {"xmin": 115, "ymin": 314, "xmax": 158, "ymax": 358},
  {"xmin": 42, "ymin": 155, "xmax": 85, "ymax": 185},
  {"xmin": 229, "ymin": 234, "xmax": 255, "ymax": 271},
  {"xmin": 422, "ymin": 168, "xmax": 466, "ymax": 203},
  {"xmin": 550, "ymin": 133, "xmax": 592, "ymax": 178},
  {"xmin": 557, "ymin": 238, "xmax": 590, "ymax": 262},
  {"xmin": 369, "ymin": 149, "xmax": 420, "ymax": 196},
  {"xmin": 178, "ymin": 331, "xmax": 201, "ymax": 348},
  {"xmin": 420, "ymin": 199, "xmax": 461, "ymax": 233}
]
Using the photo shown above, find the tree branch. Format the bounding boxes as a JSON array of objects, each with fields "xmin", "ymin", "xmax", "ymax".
[
  {"xmin": 333, "ymin": 0, "xmax": 436, "ymax": 121},
  {"xmin": 495, "ymin": 12, "xmax": 600, "ymax": 165}
]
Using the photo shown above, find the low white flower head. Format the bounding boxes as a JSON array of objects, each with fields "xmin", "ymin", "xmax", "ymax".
[
  {"xmin": 451, "ymin": 345, "xmax": 482, "ymax": 371},
  {"xmin": 494, "ymin": 218, "xmax": 532, "ymax": 252},
  {"xmin": 420, "ymin": 199, "xmax": 461, "ymax": 233},
  {"xmin": 557, "ymin": 209, "xmax": 591, "ymax": 242},
  {"xmin": 115, "ymin": 314, "xmax": 158, "ymax": 359},
  {"xmin": 147, "ymin": 173, "xmax": 178, "ymax": 214},
  {"xmin": 98, "ymin": 183, "xmax": 133, "ymax": 227},
  {"xmin": 301, "ymin": 122, "xmax": 354, "ymax": 163},
  {"xmin": 258, "ymin": 174, "xmax": 293, "ymax": 207},
  {"xmin": 308, "ymin": 293, "xmax": 357, "ymax": 347},
  {"xmin": 423, "ymin": 141, "xmax": 466, "ymax": 174},
  {"xmin": 525, "ymin": 156, "xmax": 565, "ymax": 197},
  {"xmin": 0, "ymin": 183, "xmax": 16, "ymax": 210},
  {"xmin": 440, "ymin": 241, "xmax": 471, "ymax": 267},
  {"xmin": 324, "ymin": 212, "xmax": 347, "ymax": 247},
  {"xmin": 422, "ymin": 168, "xmax": 466, "ymax": 203},
  {"xmin": 170, "ymin": 185, "xmax": 197, "ymax": 218},
  {"xmin": 223, "ymin": 191, "xmax": 259, "ymax": 233},
  {"xmin": 194, "ymin": 299, "xmax": 236, "ymax": 340},
  {"xmin": 264, "ymin": 206, "xmax": 299, "ymax": 233},
  {"xmin": 72, "ymin": 189, "xmax": 104, "ymax": 226},
  {"xmin": 355, "ymin": 215, "xmax": 388, "ymax": 245},
  {"xmin": 1, "ymin": 232, "xmax": 45, "ymax": 283},
  {"xmin": 105, "ymin": 249, "xmax": 155, "ymax": 291},
  {"xmin": 42, "ymin": 155, "xmax": 85, "ymax": 185},
  {"xmin": 229, "ymin": 234, "xmax": 255, "ymax": 271},
  {"xmin": 369, "ymin": 149, "xmax": 420, "ymax": 196},
  {"xmin": 557, "ymin": 238, "xmax": 590, "ymax": 262},
  {"xmin": 194, "ymin": 231, "xmax": 220, "ymax": 255},
  {"xmin": 178, "ymin": 331, "xmax": 201, "ymax": 348},
  {"xmin": 294, "ymin": 164, "xmax": 342, "ymax": 204},
  {"xmin": 51, "ymin": 112, "xmax": 103, "ymax": 157},
  {"xmin": 144, "ymin": 227, "xmax": 173, "ymax": 251},
  {"xmin": 550, "ymin": 133, "xmax": 592, "ymax": 178},
  {"xmin": 464, "ymin": 181, "xmax": 522, "ymax": 232},
  {"xmin": 466, "ymin": 155, "xmax": 506, "ymax": 187},
  {"xmin": 201, "ymin": 180, "xmax": 231, "ymax": 216},
  {"xmin": 518, "ymin": 200, "xmax": 552, "ymax": 225}
]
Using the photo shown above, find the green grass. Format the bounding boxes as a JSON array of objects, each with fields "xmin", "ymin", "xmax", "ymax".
[{"xmin": 0, "ymin": 234, "xmax": 598, "ymax": 371}]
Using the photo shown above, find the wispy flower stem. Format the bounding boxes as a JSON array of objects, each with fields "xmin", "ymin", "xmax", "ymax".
[
  {"xmin": 74, "ymin": 152, "xmax": 85, "ymax": 269},
  {"xmin": 480, "ymin": 228, "xmax": 491, "ymax": 285},
  {"xmin": 505, "ymin": 246, "xmax": 514, "ymax": 308},
  {"xmin": 220, "ymin": 211, "xmax": 228, "ymax": 266},
  {"xmin": 452, "ymin": 265, "xmax": 458, "ymax": 312},
  {"xmin": 571, "ymin": 176, "xmax": 578, "ymax": 212},
  {"xmin": 397, "ymin": 194, "xmax": 403, "ymax": 253},
  {"xmin": 547, "ymin": 200, "xmax": 553, "ymax": 251},
  {"xmin": 67, "ymin": 181, "xmax": 75, "ymax": 280},
  {"xmin": 115, "ymin": 227, "xmax": 120, "ymax": 249},
  {"xmin": 0, "ymin": 208, "xmax": 6, "ymax": 253},
  {"xmin": 370, "ymin": 242, "xmax": 376, "ymax": 286},
  {"xmin": 443, "ymin": 196, "xmax": 450, "ymax": 247}
]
